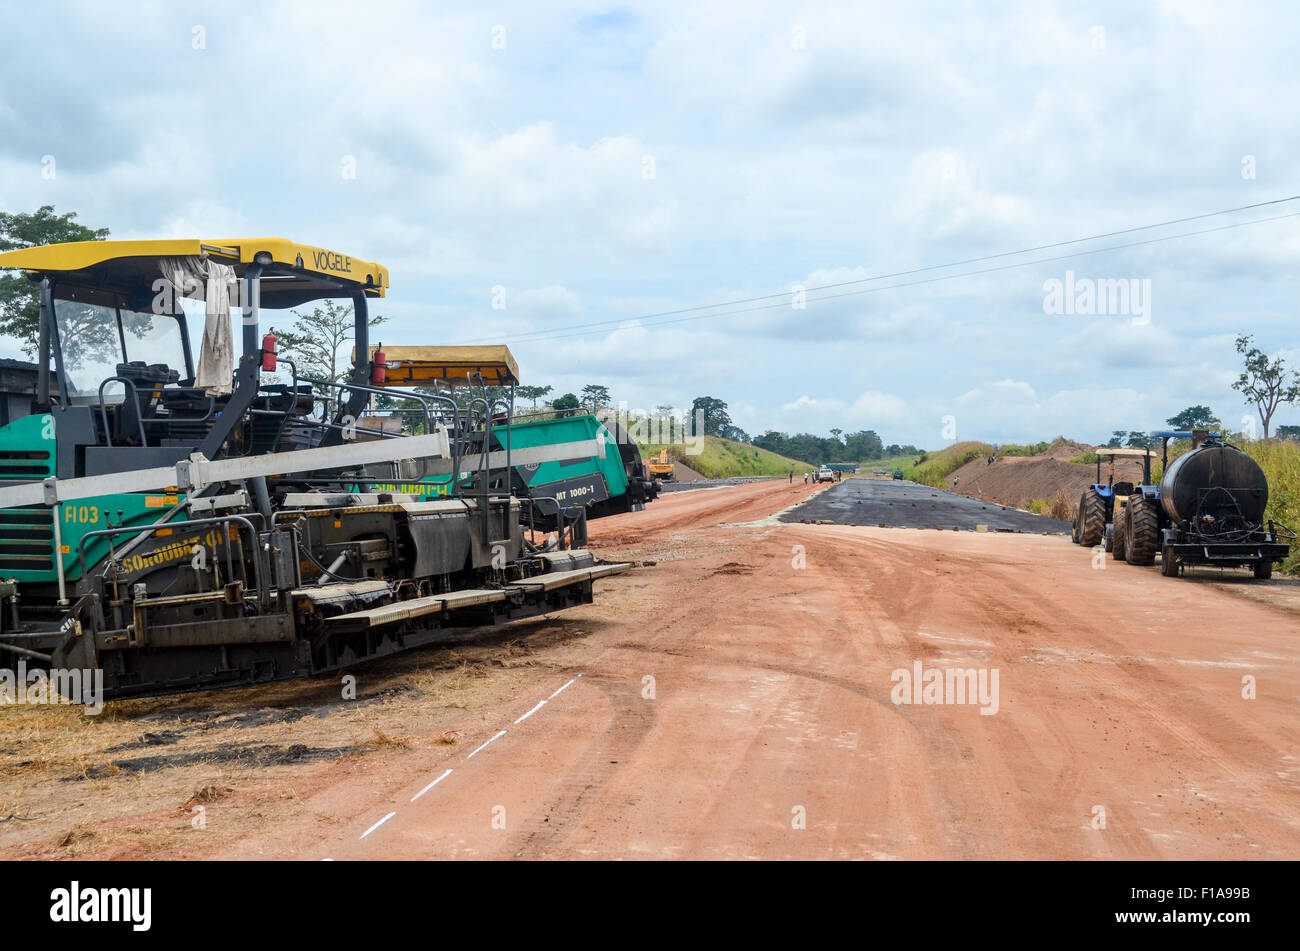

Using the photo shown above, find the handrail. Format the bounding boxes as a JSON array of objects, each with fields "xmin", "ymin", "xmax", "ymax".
[
  {"xmin": 96, "ymin": 376, "xmax": 148, "ymax": 447},
  {"xmin": 525, "ymin": 495, "xmax": 585, "ymax": 550},
  {"xmin": 306, "ymin": 377, "xmax": 461, "ymax": 483},
  {"xmin": 76, "ymin": 514, "xmax": 265, "ymax": 608}
]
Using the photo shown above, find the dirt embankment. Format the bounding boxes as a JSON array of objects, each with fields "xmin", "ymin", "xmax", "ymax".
[{"xmin": 947, "ymin": 448, "xmax": 1148, "ymax": 510}]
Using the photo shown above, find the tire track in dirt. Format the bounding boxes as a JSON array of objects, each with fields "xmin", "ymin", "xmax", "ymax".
[{"xmin": 510, "ymin": 673, "xmax": 659, "ymax": 858}]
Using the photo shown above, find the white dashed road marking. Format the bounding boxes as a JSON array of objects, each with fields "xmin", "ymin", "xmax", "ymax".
[
  {"xmin": 360, "ymin": 811, "xmax": 396, "ymax": 839},
  {"xmin": 411, "ymin": 769, "xmax": 453, "ymax": 802},
  {"xmin": 548, "ymin": 675, "xmax": 580, "ymax": 700},
  {"xmin": 514, "ymin": 700, "xmax": 547, "ymax": 724},
  {"xmin": 466, "ymin": 729, "xmax": 508, "ymax": 759},
  {"xmin": 351, "ymin": 672, "xmax": 586, "ymax": 845}
]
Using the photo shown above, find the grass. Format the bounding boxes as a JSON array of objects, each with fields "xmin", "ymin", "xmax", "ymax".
[
  {"xmin": 1024, "ymin": 490, "xmax": 1074, "ymax": 520},
  {"xmin": 1241, "ymin": 439, "xmax": 1300, "ymax": 572},
  {"xmin": 1000, "ymin": 441, "xmax": 1051, "ymax": 457},
  {"xmin": 902, "ymin": 441, "xmax": 996, "ymax": 487},
  {"xmin": 638, "ymin": 436, "xmax": 815, "ymax": 479}
]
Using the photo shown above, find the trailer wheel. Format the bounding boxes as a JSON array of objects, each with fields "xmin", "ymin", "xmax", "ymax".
[
  {"xmin": 1104, "ymin": 523, "xmax": 1113, "ymax": 552},
  {"xmin": 1126, "ymin": 495, "xmax": 1158, "ymax": 566},
  {"xmin": 1111, "ymin": 506, "xmax": 1128, "ymax": 561},
  {"xmin": 1160, "ymin": 546, "xmax": 1179, "ymax": 577},
  {"xmin": 1254, "ymin": 560, "xmax": 1274, "ymax": 580},
  {"xmin": 1077, "ymin": 487, "xmax": 1106, "ymax": 547}
]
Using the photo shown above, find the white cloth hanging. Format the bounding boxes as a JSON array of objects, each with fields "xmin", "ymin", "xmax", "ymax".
[
  {"xmin": 159, "ymin": 256, "xmax": 236, "ymax": 397},
  {"xmin": 194, "ymin": 260, "xmax": 235, "ymax": 397}
]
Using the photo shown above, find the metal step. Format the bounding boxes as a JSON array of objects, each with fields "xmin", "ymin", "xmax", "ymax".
[
  {"xmin": 508, "ymin": 562, "xmax": 630, "ymax": 591},
  {"xmin": 325, "ymin": 587, "xmax": 507, "ymax": 631},
  {"xmin": 323, "ymin": 564, "xmax": 629, "ymax": 631},
  {"xmin": 325, "ymin": 592, "xmax": 446, "ymax": 630}
]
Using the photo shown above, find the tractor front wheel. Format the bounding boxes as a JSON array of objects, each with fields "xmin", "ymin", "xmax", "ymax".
[
  {"xmin": 1111, "ymin": 505, "xmax": 1128, "ymax": 561},
  {"xmin": 1126, "ymin": 495, "xmax": 1158, "ymax": 566},
  {"xmin": 1078, "ymin": 487, "xmax": 1106, "ymax": 547},
  {"xmin": 1254, "ymin": 560, "xmax": 1274, "ymax": 580}
]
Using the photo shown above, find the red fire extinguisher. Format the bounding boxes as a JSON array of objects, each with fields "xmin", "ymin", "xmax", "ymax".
[
  {"xmin": 261, "ymin": 331, "xmax": 277, "ymax": 371},
  {"xmin": 371, "ymin": 344, "xmax": 387, "ymax": 385}
]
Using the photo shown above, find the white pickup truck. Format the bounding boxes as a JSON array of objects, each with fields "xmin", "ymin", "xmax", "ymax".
[{"xmin": 815, "ymin": 466, "xmax": 836, "ymax": 483}]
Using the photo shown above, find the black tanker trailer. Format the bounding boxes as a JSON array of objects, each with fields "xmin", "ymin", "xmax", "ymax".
[{"xmin": 1120, "ymin": 436, "xmax": 1292, "ymax": 578}]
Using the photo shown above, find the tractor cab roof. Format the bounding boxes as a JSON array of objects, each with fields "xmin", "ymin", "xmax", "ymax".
[
  {"xmin": 359, "ymin": 345, "xmax": 520, "ymax": 387},
  {"xmin": 0, "ymin": 238, "xmax": 388, "ymax": 309}
]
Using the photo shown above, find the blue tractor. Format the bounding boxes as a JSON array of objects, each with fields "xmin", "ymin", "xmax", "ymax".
[{"xmin": 1071, "ymin": 446, "xmax": 1153, "ymax": 552}]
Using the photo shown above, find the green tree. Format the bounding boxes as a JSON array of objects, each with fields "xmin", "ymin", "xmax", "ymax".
[
  {"xmin": 0, "ymin": 206, "xmax": 110, "ymax": 355},
  {"xmin": 843, "ymin": 429, "xmax": 884, "ymax": 460},
  {"xmin": 580, "ymin": 384, "xmax": 611, "ymax": 411},
  {"xmin": 1232, "ymin": 334, "xmax": 1300, "ymax": 439},
  {"xmin": 276, "ymin": 300, "xmax": 387, "ymax": 384},
  {"xmin": 517, "ymin": 384, "xmax": 552, "ymax": 411},
  {"xmin": 689, "ymin": 395, "xmax": 731, "ymax": 436},
  {"xmin": 1276, "ymin": 425, "xmax": 1300, "ymax": 441},
  {"xmin": 1165, "ymin": 405, "xmax": 1220, "ymax": 431},
  {"xmin": 552, "ymin": 392, "xmax": 580, "ymax": 417}
]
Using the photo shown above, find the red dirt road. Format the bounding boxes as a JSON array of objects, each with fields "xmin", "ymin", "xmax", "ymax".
[{"xmin": 214, "ymin": 480, "xmax": 1300, "ymax": 860}]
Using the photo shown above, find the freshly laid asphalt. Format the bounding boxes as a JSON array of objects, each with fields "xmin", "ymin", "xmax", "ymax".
[
  {"xmin": 780, "ymin": 478, "xmax": 1072, "ymax": 533},
  {"xmin": 657, "ymin": 477, "xmax": 778, "ymax": 493}
]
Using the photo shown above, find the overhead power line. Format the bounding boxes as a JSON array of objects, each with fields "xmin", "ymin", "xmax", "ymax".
[{"xmin": 460, "ymin": 195, "xmax": 1300, "ymax": 346}]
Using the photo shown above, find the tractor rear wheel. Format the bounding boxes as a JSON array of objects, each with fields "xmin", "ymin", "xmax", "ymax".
[
  {"xmin": 1077, "ymin": 487, "xmax": 1106, "ymax": 547},
  {"xmin": 1254, "ymin": 560, "xmax": 1274, "ymax": 580},
  {"xmin": 1111, "ymin": 505, "xmax": 1128, "ymax": 561},
  {"xmin": 1126, "ymin": 495, "xmax": 1158, "ymax": 566}
]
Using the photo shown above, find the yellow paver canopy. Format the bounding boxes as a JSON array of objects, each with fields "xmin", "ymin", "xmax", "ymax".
[
  {"xmin": 358, "ymin": 345, "xmax": 520, "ymax": 387},
  {"xmin": 0, "ymin": 238, "xmax": 388, "ymax": 308}
]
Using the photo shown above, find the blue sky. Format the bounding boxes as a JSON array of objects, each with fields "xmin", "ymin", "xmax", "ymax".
[{"xmin": 2, "ymin": 0, "xmax": 1298, "ymax": 447}]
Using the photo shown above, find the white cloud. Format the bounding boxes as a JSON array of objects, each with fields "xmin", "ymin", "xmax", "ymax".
[{"xmin": 3, "ymin": 0, "xmax": 1300, "ymax": 446}]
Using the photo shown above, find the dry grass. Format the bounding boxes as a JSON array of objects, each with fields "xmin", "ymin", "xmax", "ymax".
[
  {"xmin": 367, "ymin": 728, "xmax": 413, "ymax": 749},
  {"xmin": 187, "ymin": 784, "xmax": 233, "ymax": 806},
  {"xmin": 0, "ymin": 598, "xmax": 607, "ymax": 859}
]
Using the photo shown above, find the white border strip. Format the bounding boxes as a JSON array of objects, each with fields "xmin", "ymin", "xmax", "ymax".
[
  {"xmin": 360, "ymin": 811, "xmax": 397, "ymax": 839},
  {"xmin": 411, "ymin": 768, "xmax": 453, "ymax": 802},
  {"xmin": 466, "ymin": 729, "xmax": 507, "ymax": 759}
]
